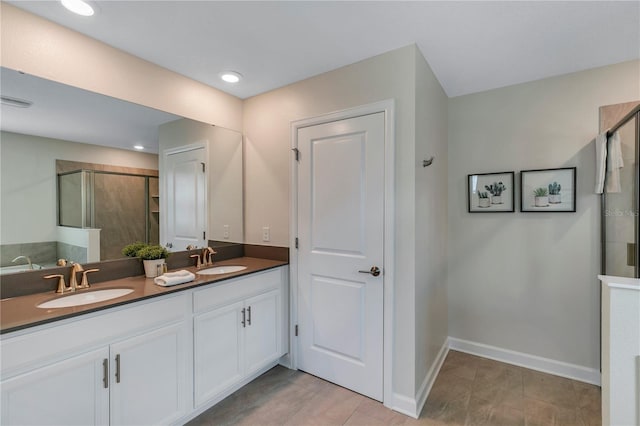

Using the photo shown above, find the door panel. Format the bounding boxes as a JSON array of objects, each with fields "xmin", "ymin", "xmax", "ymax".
[
  {"xmin": 297, "ymin": 112, "xmax": 385, "ymax": 401},
  {"xmin": 110, "ymin": 323, "xmax": 188, "ymax": 426},
  {"xmin": 311, "ymin": 134, "xmax": 366, "ymax": 255},
  {"xmin": 245, "ymin": 290, "xmax": 280, "ymax": 375},
  {"xmin": 311, "ymin": 276, "xmax": 364, "ymax": 360},
  {"xmin": 194, "ymin": 301, "xmax": 244, "ymax": 406},
  {"xmin": 1, "ymin": 348, "xmax": 109, "ymax": 426},
  {"xmin": 165, "ymin": 147, "xmax": 206, "ymax": 251}
]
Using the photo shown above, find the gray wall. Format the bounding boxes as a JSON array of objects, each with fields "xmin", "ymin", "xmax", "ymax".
[{"xmin": 447, "ymin": 59, "xmax": 640, "ymax": 372}]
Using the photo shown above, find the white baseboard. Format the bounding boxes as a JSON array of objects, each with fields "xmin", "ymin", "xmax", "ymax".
[
  {"xmin": 415, "ymin": 337, "xmax": 449, "ymax": 416},
  {"xmin": 448, "ymin": 337, "xmax": 601, "ymax": 386},
  {"xmin": 391, "ymin": 337, "xmax": 450, "ymax": 419},
  {"xmin": 391, "ymin": 392, "xmax": 419, "ymax": 419}
]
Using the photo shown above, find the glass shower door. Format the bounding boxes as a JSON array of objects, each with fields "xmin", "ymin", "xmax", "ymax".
[{"xmin": 603, "ymin": 113, "xmax": 639, "ymax": 278}]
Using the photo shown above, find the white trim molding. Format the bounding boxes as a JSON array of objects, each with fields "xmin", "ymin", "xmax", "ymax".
[
  {"xmin": 416, "ymin": 338, "xmax": 450, "ymax": 416},
  {"xmin": 392, "ymin": 337, "xmax": 450, "ymax": 419},
  {"xmin": 449, "ymin": 337, "xmax": 601, "ymax": 386}
]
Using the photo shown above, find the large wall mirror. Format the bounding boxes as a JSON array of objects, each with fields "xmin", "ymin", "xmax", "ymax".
[{"xmin": 0, "ymin": 67, "xmax": 244, "ymax": 275}]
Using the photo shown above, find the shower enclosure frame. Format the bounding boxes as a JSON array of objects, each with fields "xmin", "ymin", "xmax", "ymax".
[
  {"xmin": 57, "ymin": 168, "xmax": 158, "ymax": 251},
  {"xmin": 601, "ymin": 104, "xmax": 640, "ymax": 278}
]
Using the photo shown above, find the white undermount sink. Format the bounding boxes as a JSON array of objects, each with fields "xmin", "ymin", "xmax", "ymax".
[
  {"xmin": 37, "ymin": 288, "xmax": 134, "ymax": 309},
  {"xmin": 198, "ymin": 265, "xmax": 247, "ymax": 275}
]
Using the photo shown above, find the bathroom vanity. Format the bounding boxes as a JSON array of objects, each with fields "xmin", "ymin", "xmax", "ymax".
[
  {"xmin": 600, "ymin": 275, "xmax": 640, "ymax": 426},
  {"xmin": 0, "ymin": 259, "xmax": 288, "ymax": 425}
]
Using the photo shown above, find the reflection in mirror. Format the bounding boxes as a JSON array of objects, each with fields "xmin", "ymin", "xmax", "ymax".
[
  {"xmin": 0, "ymin": 67, "xmax": 244, "ymax": 275},
  {"xmin": 57, "ymin": 160, "xmax": 160, "ymax": 261}
]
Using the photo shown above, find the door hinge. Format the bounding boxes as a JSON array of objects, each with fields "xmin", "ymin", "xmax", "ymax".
[
  {"xmin": 295, "ymin": 237, "xmax": 299, "ymax": 249},
  {"xmin": 201, "ymin": 162, "xmax": 205, "ymax": 173},
  {"xmin": 203, "ymin": 231, "xmax": 206, "ymax": 240},
  {"xmin": 295, "ymin": 324, "xmax": 299, "ymax": 336},
  {"xmin": 292, "ymin": 148, "xmax": 300, "ymax": 162}
]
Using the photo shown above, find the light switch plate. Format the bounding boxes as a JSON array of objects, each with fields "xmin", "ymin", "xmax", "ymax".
[{"xmin": 223, "ymin": 225, "xmax": 230, "ymax": 239}]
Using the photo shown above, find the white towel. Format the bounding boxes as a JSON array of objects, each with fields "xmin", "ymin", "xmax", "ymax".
[
  {"xmin": 606, "ymin": 131, "xmax": 624, "ymax": 193},
  {"xmin": 594, "ymin": 132, "xmax": 608, "ymax": 194},
  {"xmin": 154, "ymin": 270, "xmax": 196, "ymax": 287}
]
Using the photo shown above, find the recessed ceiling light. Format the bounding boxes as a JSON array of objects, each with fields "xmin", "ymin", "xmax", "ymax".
[
  {"xmin": 133, "ymin": 145, "xmax": 145, "ymax": 150},
  {"xmin": 61, "ymin": 0, "xmax": 95, "ymax": 16},
  {"xmin": 219, "ymin": 71, "xmax": 242, "ymax": 84},
  {"xmin": 1, "ymin": 96, "xmax": 33, "ymax": 108}
]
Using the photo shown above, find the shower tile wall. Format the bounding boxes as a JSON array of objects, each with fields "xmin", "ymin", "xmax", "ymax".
[
  {"xmin": 94, "ymin": 173, "xmax": 147, "ymax": 260},
  {"xmin": 56, "ymin": 242, "xmax": 87, "ymax": 264},
  {"xmin": 0, "ymin": 242, "xmax": 57, "ymax": 267}
]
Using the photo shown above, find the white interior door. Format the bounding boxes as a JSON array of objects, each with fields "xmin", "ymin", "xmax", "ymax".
[
  {"xmin": 297, "ymin": 112, "xmax": 385, "ymax": 401},
  {"xmin": 164, "ymin": 147, "xmax": 206, "ymax": 251}
]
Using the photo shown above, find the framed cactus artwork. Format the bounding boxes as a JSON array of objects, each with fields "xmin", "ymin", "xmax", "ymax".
[
  {"xmin": 467, "ymin": 171, "xmax": 515, "ymax": 212},
  {"xmin": 520, "ymin": 167, "xmax": 576, "ymax": 212}
]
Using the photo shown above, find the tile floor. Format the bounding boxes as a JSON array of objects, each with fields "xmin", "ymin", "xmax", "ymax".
[{"xmin": 187, "ymin": 350, "xmax": 601, "ymax": 426}]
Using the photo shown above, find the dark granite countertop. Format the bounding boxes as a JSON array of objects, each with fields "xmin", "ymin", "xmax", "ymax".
[{"xmin": 1, "ymin": 257, "xmax": 287, "ymax": 335}]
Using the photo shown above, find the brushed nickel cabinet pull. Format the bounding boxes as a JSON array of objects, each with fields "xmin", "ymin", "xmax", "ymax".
[
  {"xmin": 247, "ymin": 306, "xmax": 252, "ymax": 326},
  {"xmin": 102, "ymin": 358, "xmax": 109, "ymax": 388},
  {"xmin": 241, "ymin": 308, "xmax": 246, "ymax": 328},
  {"xmin": 115, "ymin": 354, "xmax": 121, "ymax": 383}
]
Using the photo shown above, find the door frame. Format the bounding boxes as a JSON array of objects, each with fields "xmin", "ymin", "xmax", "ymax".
[
  {"xmin": 289, "ymin": 99, "xmax": 395, "ymax": 407},
  {"xmin": 160, "ymin": 142, "xmax": 209, "ymax": 249}
]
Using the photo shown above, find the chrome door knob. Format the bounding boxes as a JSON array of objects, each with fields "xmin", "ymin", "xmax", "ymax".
[{"xmin": 358, "ymin": 266, "xmax": 381, "ymax": 277}]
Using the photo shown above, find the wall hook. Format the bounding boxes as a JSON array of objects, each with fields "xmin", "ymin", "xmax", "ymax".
[{"xmin": 423, "ymin": 156, "xmax": 434, "ymax": 167}]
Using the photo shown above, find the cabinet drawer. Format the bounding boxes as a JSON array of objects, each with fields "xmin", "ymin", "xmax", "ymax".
[
  {"xmin": 193, "ymin": 268, "xmax": 282, "ymax": 314},
  {"xmin": 1, "ymin": 293, "xmax": 190, "ymax": 378}
]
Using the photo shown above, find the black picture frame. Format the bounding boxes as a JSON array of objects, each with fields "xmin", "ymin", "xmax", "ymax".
[
  {"xmin": 520, "ymin": 167, "xmax": 576, "ymax": 212},
  {"xmin": 467, "ymin": 171, "xmax": 515, "ymax": 213}
]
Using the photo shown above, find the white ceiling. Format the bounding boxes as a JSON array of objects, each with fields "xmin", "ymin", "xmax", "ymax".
[{"xmin": 7, "ymin": 1, "xmax": 640, "ymax": 99}]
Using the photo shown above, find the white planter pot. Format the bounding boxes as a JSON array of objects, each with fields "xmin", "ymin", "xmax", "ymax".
[
  {"xmin": 491, "ymin": 195, "xmax": 503, "ymax": 205},
  {"xmin": 478, "ymin": 198, "xmax": 490, "ymax": 208},
  {"xmin": 534, "ymin": 196, "xmax": 549, "ymax": 207},
  {"xmin": 143, "ymin": 259, "xmax": 166, "ymax": 278},
  {"xmin": 549, "ymin": 194, "xmax": 561, "ymax": 204}
]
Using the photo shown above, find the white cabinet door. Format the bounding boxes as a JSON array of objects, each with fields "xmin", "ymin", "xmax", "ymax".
[
  {"xmin": 194, "ymin": 301, "xmax": 244, "ymax": 407},
  {"xmin": 244, "ymin": 289, "xmax": 280, "ymax": 375},
  {"xmin": 109, "ymin": 323, "xmax": 189, "ymax": 426},
  {"xmin": 1, "ymin": 348, "xmax": 110, "ymax": 426}
]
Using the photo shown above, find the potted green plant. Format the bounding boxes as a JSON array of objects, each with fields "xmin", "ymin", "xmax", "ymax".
[
  {"xmin": 121, "ymin": 242, "xmax": 148, "ymax": 257},
  {"xmin": 137, "ymin": 245, "xmax": 169, "ymax": 278},
  {"xmin": 485, "ymin": 182, "xmax": 506, "ymax": 204},
  {"xmin": 533, "ymin": 187, "xmax": 549, "ymax": 207},
  {"xmin": 478, "ymin": 191, "xmax": 490, "ymax": 208},
  {"xmin": 548, "ymin": 181, "xmax": 561, "ymax": 204}
]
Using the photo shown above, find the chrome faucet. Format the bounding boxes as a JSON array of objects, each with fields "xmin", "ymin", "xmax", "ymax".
[{"xmin": 12, "ymin": 255, "xmax": 33, "ymax": 270}]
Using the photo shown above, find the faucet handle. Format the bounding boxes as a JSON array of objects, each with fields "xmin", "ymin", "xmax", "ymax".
[
  {"xmin": 44, "ymin": 274, "xmax": 68, "ymax": 294},
  {"xmin": 78, "ymin": 268, "xmax": 99, "ymax": 289},
  {"xmin": 206, "ymin": 247, "xmax": 217, "ymax": 266},
  {"xmin": 190, "ymin": 254, "xmax": 202, "ymax": 268}
]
